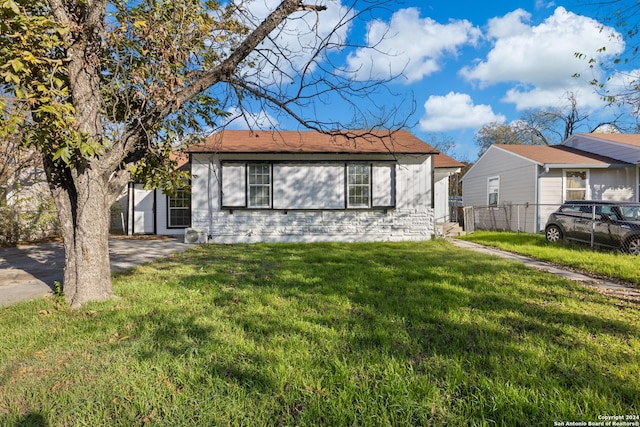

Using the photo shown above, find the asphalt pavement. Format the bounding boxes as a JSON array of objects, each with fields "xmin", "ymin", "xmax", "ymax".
[{"xmin": 0, "ymin": 236, "xmax": 192, "ymax": 306}]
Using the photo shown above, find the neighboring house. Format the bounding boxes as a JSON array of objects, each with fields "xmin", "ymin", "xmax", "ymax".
[
  {"xmin": 184, "ymin": 129, "xmax": 440, "ymax": 243},
  {"xmin": 461, "ymin": 133, "xmax": 640, "ymax": 233}
]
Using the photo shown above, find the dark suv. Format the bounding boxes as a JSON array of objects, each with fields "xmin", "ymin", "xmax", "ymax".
[{"xmin": 545, "ymin": 201, "xmax": 640, "ymax": 255}]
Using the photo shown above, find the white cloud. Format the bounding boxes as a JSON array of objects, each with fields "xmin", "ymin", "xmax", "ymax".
[
  {"xmin": 535, "ymin": 0, "xmax": 556, "ymax": 10},
  {"xmin": 419, "ymin": 92, "xmax": 506, "ymax": 132},
  {"xmin": 460, "ymin": 7, "xmax": 624, "ymax": 110},
  {"xmin": 606, "ymin": 68, "xmax": 640, "ymax": 95},
  {"xmin": 343, "ymin": 8, "xmax": 481, "ymax": 84}
]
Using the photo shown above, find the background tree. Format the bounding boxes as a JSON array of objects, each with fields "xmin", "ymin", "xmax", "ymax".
[
  {"xmin": 0, "ymin": 0, "xmax": 403, "ymax": 307},
  {"xmin": 474, "ymin": 92, "xmax": 613, "ymax": 156},
  {"xmin": 575, "ymin": 0, "xmax": 640, "ymax": 119},
  {"xmin": 424, "ymin": 133, "xmax": 456, "ymax": 156}
]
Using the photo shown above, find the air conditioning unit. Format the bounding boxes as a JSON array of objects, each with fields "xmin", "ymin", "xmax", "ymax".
[{"xmin": 184, "ymin": 228, "xmax": 207, "ymax": 244}]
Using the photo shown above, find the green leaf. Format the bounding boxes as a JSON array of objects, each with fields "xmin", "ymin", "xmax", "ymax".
[
  {"xmin": 53, "ymin": 146, "xmax": 71, "ymax": 164},
  {"xmin": 3, "ymin": 0, "xmax": 20, "ymax": 14},
  {"xmin": 8, "ymin": 58, "xmax": 25, "ymax": 73}
]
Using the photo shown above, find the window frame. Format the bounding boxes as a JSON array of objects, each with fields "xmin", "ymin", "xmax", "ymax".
[
  {"xmin": 167, "ymin": 187, "xmax": 191, "ymax": 228},
  {"xmin": 487, "ymin": 176, "xmax": 499, "ymax": 207},
  {"xmin": 346, "ymin": 163, "xmax": 372, "ymax": 208},
  {"xmin": 564, "ymin": 169, "xmax": 589, "ymax": 201},
  {"xmin": 247, "ymin": 163, "xmax": 272, "ymax": 209}
]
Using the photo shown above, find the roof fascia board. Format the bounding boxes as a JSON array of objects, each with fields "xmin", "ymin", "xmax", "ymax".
[
  {"xmin": 547, "ymin": 163, "xmax": 630, "ymax": 169},
  {"xmin": 492, "ymin": 145, "xmax": 543, "ymax": 166}
]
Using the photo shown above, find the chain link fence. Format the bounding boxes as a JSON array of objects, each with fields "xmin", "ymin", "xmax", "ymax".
[
  {"xmin": 464, "ymin": 202, "xmax": 640, "ymax": 254},
  {"xmin": 465, "ymin": 202, "xmax": 549, "ymax": 234}
]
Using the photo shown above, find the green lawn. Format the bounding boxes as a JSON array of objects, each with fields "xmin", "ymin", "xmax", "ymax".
[
  {"xmin": 1, "ymin": 240, "xmax": 638, "ymax": 426},
  {"xmin": 459, "ymin": 231, "xmax": 640, "ymax": 286}
]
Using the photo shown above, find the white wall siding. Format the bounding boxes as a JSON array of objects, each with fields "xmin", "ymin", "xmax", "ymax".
[
  {"xmin": 590, "ymin": 168, "xmax": 635, "ymax": 201},
  {"xmin": 273, "ymin": 164, "xmax": 344, "ymax": 209},
  {"xmin": 462, "ymin": 147, "xmax": 539, "ymax": 232},
  {"xmin": 396, "ymin": 156, "xmax": 432, "ymax": 210},
  {"xmin": 434, "ymin": 177, "xmax": 448, "ymax": 222},
  {"xmin": 537, "ymin": 169, "xmax": 564, "ymax": 231},
  {"xmin": 465, "ymin": 147, "xmax": 537, "ymax": 204}
]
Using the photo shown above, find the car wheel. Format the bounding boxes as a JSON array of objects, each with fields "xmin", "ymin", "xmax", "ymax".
[
  {"xmin": 546, "ymin": 225, "xmax": 562, "ymax": 243},
  {"xmin": 625, "ymin": 236, "xmax": 640, "ymax": 255}
]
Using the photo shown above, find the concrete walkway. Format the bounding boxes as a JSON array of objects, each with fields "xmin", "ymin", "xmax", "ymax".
[
  {"xmin": 0, "ymin": 236, "xmax": 192, "ymax": 306},
  {"xmin": 450, "ymin": 239, "xmax": 640, "ymax": 303}
]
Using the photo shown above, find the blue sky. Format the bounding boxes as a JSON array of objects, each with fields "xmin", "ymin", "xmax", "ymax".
[{"xmin": 224, "ymin": 0, "xmax": 637, "ymax": 161}]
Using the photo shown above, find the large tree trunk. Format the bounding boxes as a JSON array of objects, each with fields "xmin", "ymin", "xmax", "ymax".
[{"xmin": 49, "ymin": 166, "xmax": 114, "ymax": 307}]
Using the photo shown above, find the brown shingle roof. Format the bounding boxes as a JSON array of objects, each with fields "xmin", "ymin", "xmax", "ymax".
[
  {"xmin": 188, "ymin": 129, "xmax": 438, "ymax": 155},
  {"xmin": 494, "ymin": 144, "xmax": 632, "ymax": 166},
  {"xmin": 434, "ymin": 151, "xmax": 465, "ymax": 168}
]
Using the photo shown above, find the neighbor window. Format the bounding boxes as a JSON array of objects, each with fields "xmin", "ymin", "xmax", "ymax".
[
  {"xmin": 168, "ymin": 188, "xmax": 191, "ymax": 228},
  {"xmin": 248, "ymin": 163, "xmax": 271, "ymax": 208},
  {"xmin": 488, "ymin": 176, "xmax": 499, "ymax": 207},
  {"xmin": 347, "ymin": 164, "xmax": 370, "ymax": 208},
  {"xmin": 565, "ymin": 170, "xmax": 588, "ymax": 201}
]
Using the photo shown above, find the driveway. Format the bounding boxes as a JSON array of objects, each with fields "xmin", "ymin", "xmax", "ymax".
[{"xmin": 0, "ymin": 236, "xmax": 192, "ymax": 306}]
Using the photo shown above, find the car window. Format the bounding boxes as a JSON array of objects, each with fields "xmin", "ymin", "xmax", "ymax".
[
  {"xmin": 596, "ymin": 205, "xmax": 618, "ymax": 219},
  {"xmin": 579, "ymin": 205, "xmax": 593, "ymax": 214},
  {"xmin": 619, "ymin": 205, "xmax": 640, "ymax": 221},
  {"xmin": 559, "ymin": 204, "xmax": 583, "ymax": 213}
]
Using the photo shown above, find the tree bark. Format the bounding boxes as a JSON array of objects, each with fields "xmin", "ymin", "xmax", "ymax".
[{"xmin": 45, "ymin": 157, "xmax": 114, "ymax": 307}]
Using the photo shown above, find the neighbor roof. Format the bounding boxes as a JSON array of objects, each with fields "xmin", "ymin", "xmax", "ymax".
[
  {"xmin": 434, "ymin": 151, "xmax": 465, "ymax": 169},
  {"xmin": 493, "ymin": 144, "xmax": 632, "ymax": 167},
  {"xmin": 188, "ymin": 130, "xmax": 438, "ymax": 155},
  {"xmin": 572, "ymin": 133, "xmax": 640, "ymax": 148}
]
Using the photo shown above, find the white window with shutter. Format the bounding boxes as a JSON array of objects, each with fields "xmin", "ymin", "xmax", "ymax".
[{"xmin": 221, "ymin": 163, "xmax": 246, "ymax": 208}]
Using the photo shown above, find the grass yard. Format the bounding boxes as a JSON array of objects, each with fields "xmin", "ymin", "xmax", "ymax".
[
  {"xmin": 459, "ymin": 231, "xmax": 640, "ymax": 286},
  {"xmin": 1, "ymin": 239, "xmax": 639, "ymax": 426}
]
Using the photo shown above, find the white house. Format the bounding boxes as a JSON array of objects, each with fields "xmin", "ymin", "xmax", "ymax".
[
  {"xmin": 116, "ymin": 155, "xmax": 191, "ymax": 236},
  {"xmin": 461, "ymin": 133, "xmax": 640, "ymax": 233},
  {"xmin": 185, "ymin": 129, "xmax": 440, "ymax": 243},
  {"xmin": 434, "ymin": 152, "xmax": 465, "ymax": 223}
]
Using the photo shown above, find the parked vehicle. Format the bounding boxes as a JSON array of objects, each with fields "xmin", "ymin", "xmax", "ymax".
[{"xmin": 545, "ymin": 201, "xmax": 640, "ymax": 255}]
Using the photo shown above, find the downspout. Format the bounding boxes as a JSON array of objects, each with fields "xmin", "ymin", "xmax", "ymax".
[
  {"xmin": 430, "ymin": 155, "xmax": 436, "ymax": 208},
  {"xmin": 128, "ymin": 182, "xmax": 134, "ymax": 235},
  {"xmin": 153, "ymin": 189, "xmax": 157, "ymax": 235},
  {"xmin": 536, "ymin": 165, "xmax": 550, "ymax": 232}
]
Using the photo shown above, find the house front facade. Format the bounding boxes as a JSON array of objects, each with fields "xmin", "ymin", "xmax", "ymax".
[
  {"xmin": 186, "ymin": 129, "xmax": 439, "ymax": 243},
  {"xmin": 461, "ymin": 133, "xmax": 639, "ymax": 233}
]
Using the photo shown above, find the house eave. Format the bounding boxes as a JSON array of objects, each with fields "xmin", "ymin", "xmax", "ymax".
[
  {"xmin": 544, "ymin": 163, "xmax": 632, "ymax": 169},
  {"xmin": 188, "ymin": 150, "xmax": 438, "ymax": 156}
]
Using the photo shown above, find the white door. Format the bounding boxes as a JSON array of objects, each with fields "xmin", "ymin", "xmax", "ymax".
[{"xmin": 133, "ymin": 185, "xmax": 155, "ymax": 234}]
